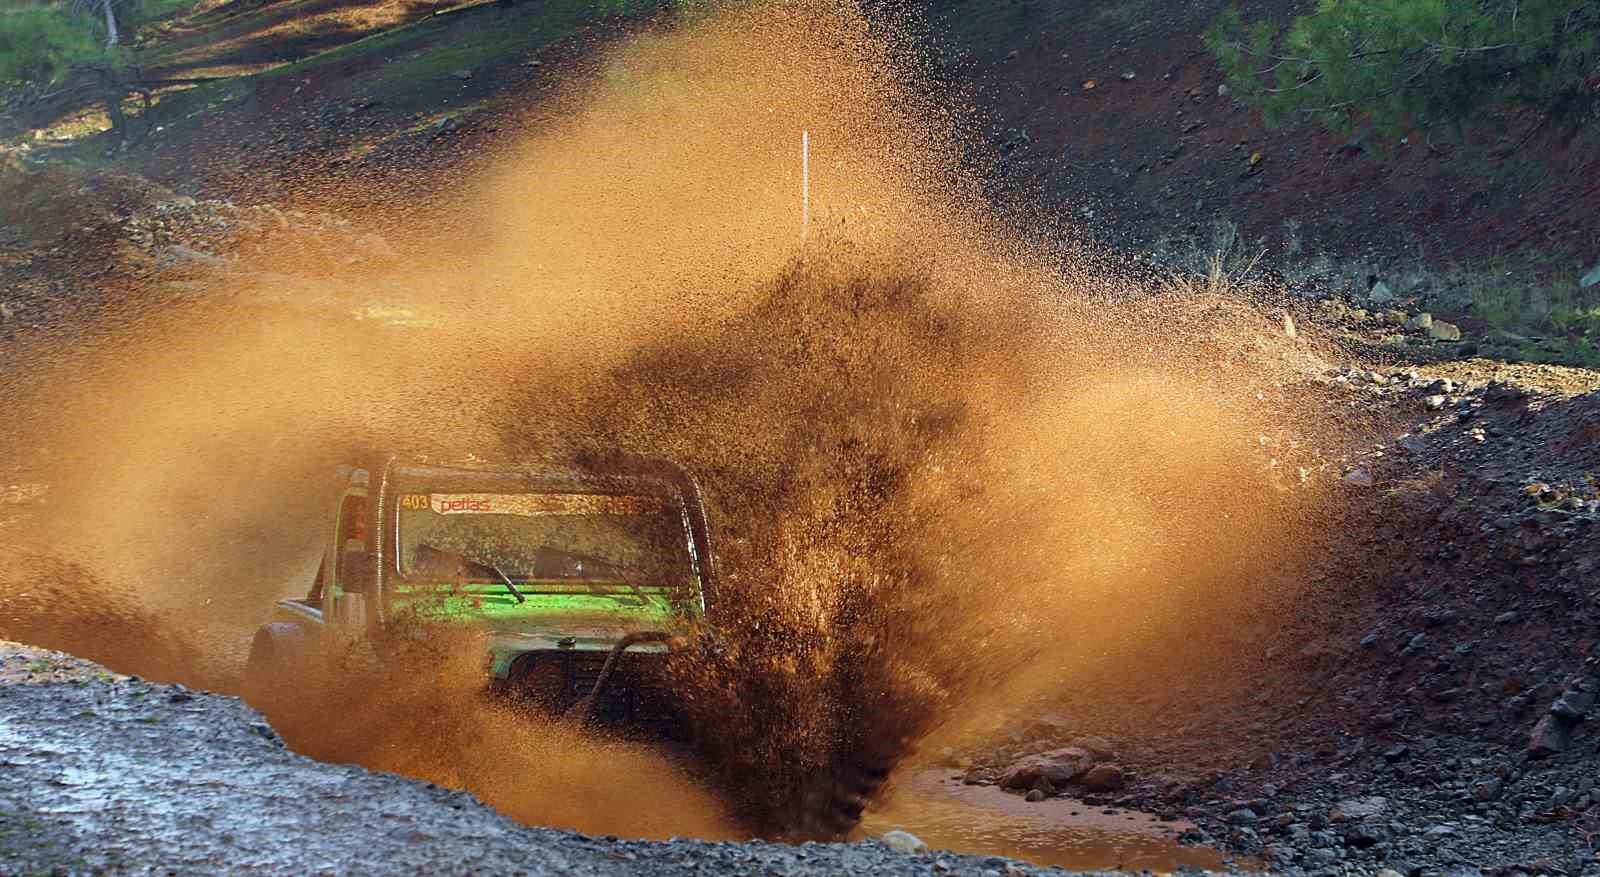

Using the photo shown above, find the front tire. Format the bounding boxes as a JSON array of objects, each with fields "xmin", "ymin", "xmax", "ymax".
[{"xmin": 242, "ymin": 622, "xmax": 307, "ymax": 710}]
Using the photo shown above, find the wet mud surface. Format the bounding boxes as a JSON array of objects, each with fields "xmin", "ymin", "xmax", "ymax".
[
  {"xmin": 863, "ymin": 769, "xmax": 1241, "ymax": 872},
  {"xmin": 0, "ymin": 642, "xmax": 1125, "ymax": 876}
]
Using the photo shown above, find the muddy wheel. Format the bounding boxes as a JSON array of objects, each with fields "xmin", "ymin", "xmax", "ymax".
[
  {"xmin": 242, "ymin": 622, "xmax": 306, "ymax": 710},
  {"xmin": 789, "ymin": 754, "xmax": 896, "ymax": 840}
]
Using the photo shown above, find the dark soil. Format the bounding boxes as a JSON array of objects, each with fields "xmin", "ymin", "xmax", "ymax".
[{"xmin": 919, "ymin": 0, "xmax": 1600, "ymax": 274}]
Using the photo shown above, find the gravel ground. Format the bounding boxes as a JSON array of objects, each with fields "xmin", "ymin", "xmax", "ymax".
[{"xmin": 0, "ymin": 642, "xmax": 1135, "ymax": 876}]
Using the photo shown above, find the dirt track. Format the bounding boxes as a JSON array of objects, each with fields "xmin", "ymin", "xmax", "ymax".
[{"xmin": 0, "ymin": 641, "xmax": 1082, "ymax": 876}]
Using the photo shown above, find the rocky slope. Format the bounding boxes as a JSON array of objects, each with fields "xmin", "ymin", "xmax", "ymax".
[{"xmin": 952, "ymin": 333, "xmax": 1600, "ymax": 876}]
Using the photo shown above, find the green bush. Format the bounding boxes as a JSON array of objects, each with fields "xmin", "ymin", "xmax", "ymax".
[
  {"xmin": 0, "ymin": 5, "xmax": 106, "ymax": 86},
  {"xmin": 1208, "ymin": 1, "xmax": 1600, "ymax": 143}
]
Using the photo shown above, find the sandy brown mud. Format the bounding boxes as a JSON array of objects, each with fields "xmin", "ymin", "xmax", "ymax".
[{"xmin": 0, "ymin": 641, "xmax": 1121, "ymax": 877}]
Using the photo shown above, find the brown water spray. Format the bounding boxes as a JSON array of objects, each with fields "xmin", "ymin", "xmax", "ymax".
[{"xmin": 1, "ymin": 0, "xmax": 1342, "ymax": 841}]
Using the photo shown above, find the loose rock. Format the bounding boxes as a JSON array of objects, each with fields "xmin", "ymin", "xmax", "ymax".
[{"xmin": 881, "ymin": 830, "xmax": 929, "ymax": 854}]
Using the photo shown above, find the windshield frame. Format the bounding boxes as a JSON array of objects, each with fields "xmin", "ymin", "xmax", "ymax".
[{"xmin": 379, "ymin": 463, "xmax": 708, "ymax": 617}]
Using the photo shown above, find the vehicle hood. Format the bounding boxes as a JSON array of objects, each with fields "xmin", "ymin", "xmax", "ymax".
[{"xmin": 393, "ymin": 588, "xmax": 690, "ymax": 641}]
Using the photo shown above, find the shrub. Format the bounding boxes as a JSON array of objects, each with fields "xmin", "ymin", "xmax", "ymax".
[{"xmin": 1208, "ymin": 1, "xmax": 1600, "ymax": 144}]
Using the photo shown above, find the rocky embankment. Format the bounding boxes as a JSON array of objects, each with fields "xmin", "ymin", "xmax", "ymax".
[{"xmin": 954, "ymin": 352, "xmax": 1600, "ymax": 877}]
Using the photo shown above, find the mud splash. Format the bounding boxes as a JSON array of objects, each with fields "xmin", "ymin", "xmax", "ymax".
[{"xmin": 2, "ymin": 0, "xmax": 1342, "ymax": 846}]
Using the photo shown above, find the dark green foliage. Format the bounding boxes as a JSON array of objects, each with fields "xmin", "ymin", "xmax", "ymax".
[
  {"xmin": 1208, "ymin": 1, "xmax": 1600, "ymax": 142},
  {"xmin": 0, "ymin": 5, "xmax": 106, "ymax": 86}
]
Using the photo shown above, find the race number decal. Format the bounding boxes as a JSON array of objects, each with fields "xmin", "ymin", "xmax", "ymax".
[
  {"xmin": 399, "ymin": 494, "xmax": 432, "ymax": 510},
  {"xmin": 423, "ymin": 493, "xmax": 666, "ymax": 516}
]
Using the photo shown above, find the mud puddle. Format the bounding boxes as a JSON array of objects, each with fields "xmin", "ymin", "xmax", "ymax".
[{"xmin": 861, "ymin": 769, "xmax": 1245, "ymax": 873}]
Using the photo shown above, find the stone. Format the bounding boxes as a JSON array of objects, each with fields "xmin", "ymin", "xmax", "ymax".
[
  {"xmin": 1529, "ymin": 714, "xmax": 1572, "ymax": 757},
  {"xmin": 1397, "ymin": 434, "xmax": 1427, "ymax": 454},
  {"xmin": 1264, "ymin": 844, "xmax": 1296, "ymax": 864},
  {"xmin": 1024, "ymin": 789, "xmax": 1046, "ymax": 802},
  {"xmin": 1081, "ymin": 764, "xmax": 1126, "ymax": 792},
  {"xmin": 1331, "ymin": 797, "xmax": 1388, "ymax": 820},
  {"xmin": 1368, "ymin": 281, "xmax": 1395, "ymax": 304},
  {"xmin": 1550, "ymin": 682, "xmax": 1596, "ymax": 722},
  {"xmin": 1471, "ymin": 777, "xmax": 1503, "ymax": 801},
  {"xmin": 166, "ymin": 244, "xmax": 225, "ymax": 267},
  {"xmin": 1344, "ymin": 820, "xmax": 1387, "ymax": 848},
  {"xmin": 1494, "ymin": 611, "xmax": 1521, "ymax": 624},
  {"xmin": 1226, "ymin": 807, "xmax": 1259, "ymax": 825},
  {"xmin": 1317, "ymin": 298, "xmax": 1349, "ymax": 320},
  {"xmin": 1582, "ymin": 263, "xmax": 1600, "ymax": 289},
  {"xmin": 1406, "ymin": 312, "xmax": 1434, "ymax": 330},
  {"xmin": 1071, "ymin": 736, "xmax": 1115, "ymax": 762},
  {"xmin": 1342, "ymin": 468, "xmax": 1375, "ymax": 487},
  {"xmin": 1016, "ymin": 712, "xmax": 1073, "ymax": 742},
  {"xmin": 1305, "ymin": 847, "xmax": 1340, "ymax": 867},
  {"xmin": 1428, "ymin": 320, "xmax": 1462, "ymax": 341},
  {"xmin": 1424, "ymin": 395, "xmax": 1447, "ymax": 410},
  {"xmin": 881, "ymin": 830, "xmax": 928, "ymax": 854},
  {"xmin": 998, "ymin": 748, "xmax": 1094, "ymax": 790},
  {"xmin": 1217, "ymin": 83, "xmax": 1231, "ymax": 97}
]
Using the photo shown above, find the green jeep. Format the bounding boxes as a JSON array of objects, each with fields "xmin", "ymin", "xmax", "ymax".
[{"xmin": 243, "ymin": 455, "xmax": 716, "ymax": 735}]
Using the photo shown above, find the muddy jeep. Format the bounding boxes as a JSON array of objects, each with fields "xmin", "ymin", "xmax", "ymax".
[{"xmin": 243, "ymin": 456, "xmax": 716, "ymax": 736}]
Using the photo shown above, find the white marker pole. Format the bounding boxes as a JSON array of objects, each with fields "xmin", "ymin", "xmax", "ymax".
[{"xmin": 801, "ymin": 129, "xmax": 810, "ymax": 241}]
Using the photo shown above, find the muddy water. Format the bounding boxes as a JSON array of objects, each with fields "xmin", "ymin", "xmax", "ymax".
[{"xmin": 862, "ymin": 770, "xmax": 1243, "ymax": 873}]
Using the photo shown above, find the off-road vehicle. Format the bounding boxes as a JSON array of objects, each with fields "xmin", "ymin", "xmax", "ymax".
[{"xmin": 243, "ymin": 455, "xmax": 716, "ymax": 735}]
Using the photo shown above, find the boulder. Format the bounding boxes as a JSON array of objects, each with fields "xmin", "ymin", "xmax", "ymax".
[
  {"xmin": 1528, "ymin": 714, "xmax": 1571, "ymax": 757},
  {"xmin": 998, "ymin": 747, "xmax": 1094, "ymax": 790},
  {"xmin": 1330, "ymin": 796, "xmax": 1388, "ymax": 820},
  {"xmin": 1406, "ymin": 312, "xmax": 1433, "ymax": 330},
  {"xmin": 1226, "ymin": 807, "xmax": 1259, "ymax": 825},
  {"xmin": 1342, "ymin": 468, "xmax": 1375, "ymax": 487},
  {"xmin": 1549, "ymin": 680, "xmax": 1595, "ymax": 722},
  {"xmin": 880, "ymin": 830, "xmax": 928, "ymax": 854},
  {"xmin": 1071, "ymin": 736, "xmax": 1115, "ymax": 762},
  {"xmin": 1014, "ymin": 712, "xmax": 1073, "ymax": 743},
  {"xmin": 1428, "ymin": 320, "xmax": 1462, "ymax": 341},
  {"xmin": 1081, "ymin": 764, "xmax": 1126, "ymax": 792}
]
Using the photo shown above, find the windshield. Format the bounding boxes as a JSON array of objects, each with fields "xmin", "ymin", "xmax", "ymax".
[{"xmin": 394, "ymin": 490, "xmax": 696, "ymax": 594}]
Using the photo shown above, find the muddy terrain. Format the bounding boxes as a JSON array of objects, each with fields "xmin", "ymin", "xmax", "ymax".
[
  {"xmin": 3, "ymin": 1, "xmax": 1599, "ymax": 875},
  {"xmin": 0, "ymin": 642, "xmax": 1062, "ymax": 875}
]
